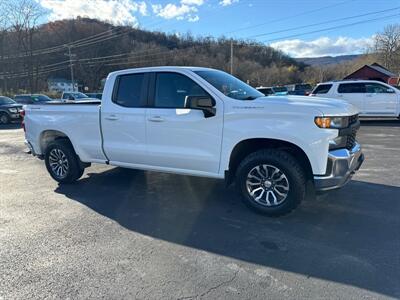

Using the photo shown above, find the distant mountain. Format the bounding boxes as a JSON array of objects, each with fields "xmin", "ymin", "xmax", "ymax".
[
  {"xmin": 1, "ymin": 18, "xmax": 302, "ymax": 92},
  {"xmin": 295, "ymin": 54, "xmax": 361, "ymax": 66}
]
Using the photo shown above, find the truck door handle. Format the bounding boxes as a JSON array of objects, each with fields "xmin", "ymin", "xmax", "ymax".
[
  {"xmin": 105, "ymin": 115, "xmax": 119, "ymax": 121},
  {"xmin": 148, "ymin": 116, "xmax": 164, "ymax": 122}
]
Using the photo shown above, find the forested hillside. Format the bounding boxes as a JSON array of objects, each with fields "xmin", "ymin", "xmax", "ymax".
[{"xmin": 0, "ymin": 18, "xmax": 305, "ymax": 92}]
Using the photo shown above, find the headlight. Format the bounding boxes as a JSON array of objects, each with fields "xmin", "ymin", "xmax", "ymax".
[
  {"xmin": 314, "ymin": 116, "xmax": 349, "ymax": 129},
  {"xmin": 8, "ymin": 108, "xmax": 18, "ymax": 113}
]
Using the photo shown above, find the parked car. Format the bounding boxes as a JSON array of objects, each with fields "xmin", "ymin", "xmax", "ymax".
[
  {"xmin": 61, "ymin": 92, "xmax": 91, "ymax": 101},
  {"xmin": 85, "ymin": 92, "xmax": 102, "ymax": 100},
  {"xmin": 310, "ymin": 80, "xmax": 400, "ymax": 118},
  {"xmin": 271, "ymin": 86, "xmax": 288, "ymax": 95},
  {"xmin": 14, "ymin": 94, "xmax": 53, "ymax": 105},
  {"xmin": 256, "ymin": 86, "xmax": 274, "ymax": 96},
  {"xmin": 0, "ymin": 96, "xmax": 23, "ymax": 124},
  {"xmin": 23, "ymin": 67, "xmax": 363, "ymax": 216},
  {"xmin": 256, "ymin": 86, "xmax": 288, "ymax": 96},
  {"xmin": 286, "ymin": 83, "xmax": 313, "ymax": 96}
]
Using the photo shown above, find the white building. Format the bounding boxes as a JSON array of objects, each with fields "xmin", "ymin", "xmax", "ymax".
[{"xmin": 47, "ymin": 78, "xmax": 78, "ymax": 93}]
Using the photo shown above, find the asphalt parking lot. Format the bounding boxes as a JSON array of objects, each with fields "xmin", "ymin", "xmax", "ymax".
[{"xmin": 0, "ymin": 121, "xmax": 399, "ymax": 299}]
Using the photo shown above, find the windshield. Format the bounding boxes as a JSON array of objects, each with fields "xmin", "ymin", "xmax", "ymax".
[
  {"xmin": 194, "ymin": 70, "xmax": 264, "ymax": 100},
  {"xmin": 0, "ymin": 96, "xmax": 16, "ymax": 105},
  {"xmin": 296, "ymin": 84, "xmax": 312, "ymax": 90},
  {"xmin": 32, "ymin": 94, "xmax": 52, "ymax": 102},
  {"xmin": 72, "ymin": 92, "xmax": 88, "ymax": 99}
]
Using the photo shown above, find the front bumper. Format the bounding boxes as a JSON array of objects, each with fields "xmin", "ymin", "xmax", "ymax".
[
  {"xmin": 10, "ymin": 113, "xmax": 22, "ymax": 121},
  {"xmin": 314, "ymin": 142, "xmax": 364, "ymax": 191}
]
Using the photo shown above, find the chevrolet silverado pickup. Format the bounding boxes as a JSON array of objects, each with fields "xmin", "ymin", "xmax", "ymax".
[{"xmin": 23, "ymin": 67, "xmax": 364, "ymax": 216}]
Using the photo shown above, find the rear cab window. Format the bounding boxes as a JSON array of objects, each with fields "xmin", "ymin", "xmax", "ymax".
[{"xmin": 312, "ymin": 84, "xmax": 332, "ymax": 94}]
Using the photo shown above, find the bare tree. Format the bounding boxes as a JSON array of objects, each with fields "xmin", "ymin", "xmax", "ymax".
[
  {"xmin": 5, "ymin": 0, "xmax": 46, "ymax": 92},
  {"xmin": 373, "ymin": 24, "xmax": 400, "ymax": 74},
  {"xmin": 0, "ymin": 0, "xmax": 9, "ymax": 92}
]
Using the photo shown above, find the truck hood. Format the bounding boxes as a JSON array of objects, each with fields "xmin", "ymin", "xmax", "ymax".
[{"xmin": 256, "ymin": 95, "xmax": 359, "ymax": 116}]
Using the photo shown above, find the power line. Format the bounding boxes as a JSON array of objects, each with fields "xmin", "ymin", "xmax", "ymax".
[
  {"xmin": 262, "ymin": 12, "xmax": 400, "ymax": 43},
  {"xmin": 247, "ymin": 6, "xmax": 400, "ymax": 39},
  {"xmin": 225, "ymin": 0, "xmax": 355, "ymax": 36},
  {"xmin": 1, "ymin": 28, "xmax": 128, "ymax": 59}
]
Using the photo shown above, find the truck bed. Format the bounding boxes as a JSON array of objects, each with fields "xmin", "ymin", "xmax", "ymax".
[{"xmin": 24, "ymin": 103, "xmax": 106, "ymax": 163}]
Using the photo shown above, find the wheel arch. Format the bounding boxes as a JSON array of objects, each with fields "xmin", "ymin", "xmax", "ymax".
[
  {"xmin": 226, "ymin": 138, "xmax": 313, "ymax": 184},
  {"xmin": 39, "ymin": 130, "xmax": 75, "ymax": 154}
]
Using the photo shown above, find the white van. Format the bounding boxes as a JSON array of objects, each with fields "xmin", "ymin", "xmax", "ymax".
[{"xmin": 311, "ymin": 80, "xmax": 400, "ymax": 118}]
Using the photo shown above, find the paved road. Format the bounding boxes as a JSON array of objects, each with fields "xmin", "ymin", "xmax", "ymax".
[{"xmin": 1, "ymin": 121, "xmax": 399, "ymax": 299}]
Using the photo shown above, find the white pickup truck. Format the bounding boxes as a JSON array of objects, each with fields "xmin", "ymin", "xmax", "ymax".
[{"xmin": 23, "ymin": 67, "xmax": 364, "ymax": 216}]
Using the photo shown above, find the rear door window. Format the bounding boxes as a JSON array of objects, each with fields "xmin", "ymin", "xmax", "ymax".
[
  {"xmin": 312, "ymin": 84, "xmax": 332, "ymax": 94},
  {"xmin": 113, "ymin": 73, "xmax": 146, "ymax": 107},
  {"xmin": 338, "ymin": 83, "xmax": 366, "ymax": 93}
]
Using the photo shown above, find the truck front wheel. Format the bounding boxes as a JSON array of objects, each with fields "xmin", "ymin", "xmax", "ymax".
[
  {"xmin": 44, "ymin": 140, "xmax": 84, "ymax": 183},
  {"xmin": 236, "ymin": 149, "xmax": 306, "ymax": 216}
]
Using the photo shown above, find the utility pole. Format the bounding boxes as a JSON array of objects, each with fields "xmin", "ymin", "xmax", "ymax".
[
  {"xmin": 230, "ymin": 39, "xmax": 234, "ymax": 75},
  {"xmin": 64, "ymin": 45, "xmax": 76, "ymax": 91}
]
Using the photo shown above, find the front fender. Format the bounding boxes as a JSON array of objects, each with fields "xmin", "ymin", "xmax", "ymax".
[{"xmin": 220, "ymin": 111, "xmax": 337, "ymax": 176}]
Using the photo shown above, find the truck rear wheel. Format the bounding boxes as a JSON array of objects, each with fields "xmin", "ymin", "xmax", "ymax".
[
  {"xmin": 44, "ymin": 140, "xmax": 84, "ymax": 183},
  {"xmin": 236, "ymin": 149, "xmax": 306, "ymax": 216}
]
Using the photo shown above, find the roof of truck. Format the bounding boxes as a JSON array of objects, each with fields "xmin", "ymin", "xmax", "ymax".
[{"xmin": 108, "ymin": 66, "xmax": 217, "ymax": 77}]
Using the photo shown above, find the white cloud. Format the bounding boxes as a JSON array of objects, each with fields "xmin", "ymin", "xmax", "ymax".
[
  {"xmin": 152, "ymin": 3, "xmax": 196, "ymax": 19},
  {"xmin": 38, "ymin": 0, "xmax": 148, "ymax": 26},
  {"xmin": 219, "ymin": 0, "xmax": 238, "ymax": 6},
  {"xmin": 181, "ymin": 0, "xmax": 204, "ymax": 5},
  {"xmin": 152, "ymin": 0, "xmax": 203, "ymax": 22},
  {"xmin": 270, "ymin": 36, "xmax": 374, "ymax": 58},
  {"xmin": 187, "ymin": 15, "xmax": 199, "ymax": 22}
]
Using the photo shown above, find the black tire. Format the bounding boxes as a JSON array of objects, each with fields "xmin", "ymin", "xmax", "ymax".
[
  {"xmin": 44, "ymin": 139, "xmax": 84, "ymax": 183},
  {"xmin": 0, "ymin": 112, "xmax": 10, "ymax": 124},
  {"xmin": 236, "ymin": 149, "xmax": 306, "ymax": 216}
]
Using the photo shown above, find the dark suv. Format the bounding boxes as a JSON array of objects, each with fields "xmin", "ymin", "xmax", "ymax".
[
  {"xmin": 286, "ymin": 84, "xmax": 313, "ymax": 96},
  {"xmin": 0, "ymin": 96, "xmax": 23, "ymax": 124},
  {"xmin": 14, "ymin": 94, "xmax": 53, "ymax": 105}
]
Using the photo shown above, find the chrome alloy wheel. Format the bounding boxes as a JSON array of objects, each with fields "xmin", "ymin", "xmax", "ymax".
[
  {"xmin": 246, "ymin": 164, "xmax": 290, "ymax": 206},
  {"xmin": 48, "ymin": 149, "xmax": 69, "ymax": 179}
]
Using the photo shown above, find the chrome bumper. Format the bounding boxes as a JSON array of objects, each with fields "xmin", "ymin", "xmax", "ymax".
[{"xmin": 314, "ymin": 143, "xmax": 364, "ymax": 191}]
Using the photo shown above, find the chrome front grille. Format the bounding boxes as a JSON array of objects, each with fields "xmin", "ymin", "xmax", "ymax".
[{"xmin": 345, "ymin": 114, "xmax": 359, "ymax": 150}]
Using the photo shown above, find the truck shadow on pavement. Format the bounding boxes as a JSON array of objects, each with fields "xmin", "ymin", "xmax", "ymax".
[{"xmin": 55, "ymin": 167, "xmax": 400, "ymax": 298}]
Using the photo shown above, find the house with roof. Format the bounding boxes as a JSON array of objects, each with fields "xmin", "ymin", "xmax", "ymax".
[
  {"xmin": 344, "ymin": 63, "xmax": 399, "ymax": 85},
  {"xmin": 47, "ymin": 78, "xmax": 78, "ymax": 93}
]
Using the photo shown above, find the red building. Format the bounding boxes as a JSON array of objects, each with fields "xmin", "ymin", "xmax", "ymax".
[{"xmin": 344, "ymin": 63, "xmax": 398, "ymax": 84}]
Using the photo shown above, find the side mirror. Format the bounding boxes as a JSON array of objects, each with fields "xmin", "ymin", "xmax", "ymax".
[{"xmin": 185, "ymin": 95, "xmax": 216, "ymax": 118}]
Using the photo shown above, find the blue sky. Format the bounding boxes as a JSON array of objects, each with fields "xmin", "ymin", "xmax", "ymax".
[{"xmin": 37, "ymin": 0, "xmax": 400, "ymax": 57}]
